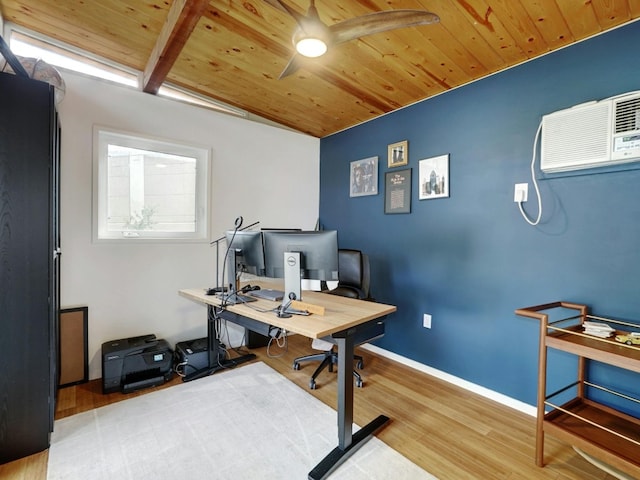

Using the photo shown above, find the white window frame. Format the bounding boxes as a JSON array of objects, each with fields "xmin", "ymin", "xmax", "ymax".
[
  {"xmin": 93, "ymin": 126, "xmax": 211, "ymax": 243},
  {"xmin": 5, "ymin": 24, "xmax": 248, "ymax": 117}
]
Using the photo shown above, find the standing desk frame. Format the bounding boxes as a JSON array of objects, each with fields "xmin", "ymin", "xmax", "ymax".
[{"xmin": 179, "ymin": 285, "xmax": 396, "ymax": 480}]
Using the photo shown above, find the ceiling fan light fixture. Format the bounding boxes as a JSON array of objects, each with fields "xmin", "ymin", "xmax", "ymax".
[
  {"xmin": 274, "ymin": 0, "xmax": 440, "ymax": 79},
  {"xmin": 295, "ymin": 37, "xmax": 327, "ymax": 57}
]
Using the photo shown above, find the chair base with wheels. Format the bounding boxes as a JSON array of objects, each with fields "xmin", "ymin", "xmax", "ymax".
[
  {"xmin": 293, "ymin": 343, "xmax": 364, "ymax": 389},
  {"xmin": 293, "ymin": 249, "xmax": 372, "ymax": 389}
]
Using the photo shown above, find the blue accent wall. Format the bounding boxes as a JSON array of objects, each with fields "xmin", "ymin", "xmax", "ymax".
[{"xmin": 319, "ymin": 21, "xmax": 640, "ymax": 408}]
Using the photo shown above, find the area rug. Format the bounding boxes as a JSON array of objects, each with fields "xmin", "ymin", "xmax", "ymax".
[{"xmin": 47, "ymin": 362, "xmax": 435, "ymax": 479}]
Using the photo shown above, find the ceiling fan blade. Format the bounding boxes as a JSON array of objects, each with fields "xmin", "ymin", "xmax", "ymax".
[
  {"xmin": 278, "ymin": 53, "xmax": 302, "ymax": 79},
  {"xmin": 263, "ymin": 0, "xmax": 309, "ymax": 31},
  {"xmin": 329, "ymin": 10, "xmax": 439, "ymax": 45},
  {"xmin": 262, "ymin": 0, "xmax": 288, "ymax": 13}
]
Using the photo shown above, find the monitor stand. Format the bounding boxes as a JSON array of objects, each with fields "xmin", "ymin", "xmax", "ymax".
[
  {"xmin": 283, "ymin": 251, "xmax": 302, "ymax": 304},
  {"xmin": 218, "ymin": 248, "xmax": 257, "ymax": 305}
]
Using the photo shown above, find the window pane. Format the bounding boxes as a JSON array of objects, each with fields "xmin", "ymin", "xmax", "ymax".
[
  {"xmin": 106, "ymin": 145, "xmax": 197, "ymax": 233},
  {"xmin": 10, "ymin": 30, "xmax": 138, "ymax": 87},
  {"xmin": 95, "ymin": 128, "xmax": 209, "ymax": 242},
  {"xmin": 9, "ymin": 29, "xmax": 245, "ymax": 115}
]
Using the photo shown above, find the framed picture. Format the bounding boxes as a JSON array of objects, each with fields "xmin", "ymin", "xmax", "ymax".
[
  {"xmin": 384, "ymin": 168, "xmax": 411, "ymax": 214},
  {"xmin": 350, "ymin": 156, "xmax": 378, "ymax": 197},
  {"xmin": 388, "ymin": 140, "xmax": 408, "ymax": 168},
  {"xmin": 419, "ymin": 154, "xmax": 449, "ymax": 200}
]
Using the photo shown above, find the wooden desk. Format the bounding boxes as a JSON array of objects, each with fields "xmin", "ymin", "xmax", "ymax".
[{"xmin": 179, "ymin": 285, "xmax": 396, "ymax": 480}]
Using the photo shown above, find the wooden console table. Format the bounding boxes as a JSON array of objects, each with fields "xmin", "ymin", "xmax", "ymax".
[{"xmin": 516, "ymin": 302, "xmax": 640, "ymax": 478}]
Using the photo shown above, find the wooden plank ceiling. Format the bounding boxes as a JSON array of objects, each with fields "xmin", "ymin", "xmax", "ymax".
[{"xmin": 1, "ymin": 0, "xmax": 639, "ymax": 138}]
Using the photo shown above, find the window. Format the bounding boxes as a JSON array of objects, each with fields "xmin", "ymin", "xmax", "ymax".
[
  {"xmin": 6, "ymin": 26, "xmax": 247, "ymax": 117},
  {"xmin": 94, "ymin": 127, "xmax": 210, "ymax": 242},
  {"xmin": 8, "ymin": 29, "xmax": 139, "ymax": 88}
]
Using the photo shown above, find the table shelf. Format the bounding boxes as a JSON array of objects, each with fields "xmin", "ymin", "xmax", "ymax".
[
  {"xmin": 545, "ymin": 397, "xmax": 640, "ymax": 470},
  {"xmin": 546, "ymin": 326, "xmax": 640, "ymax": 373}
]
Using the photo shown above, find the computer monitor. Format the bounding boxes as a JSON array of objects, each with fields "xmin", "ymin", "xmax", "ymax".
[
  {"xmin": 263, "ymin": 230, "xmax": 339, "ymax": 301},
  {"xmin": 224, "ymin": 230, "xmax": 265, "ymax": 302}
]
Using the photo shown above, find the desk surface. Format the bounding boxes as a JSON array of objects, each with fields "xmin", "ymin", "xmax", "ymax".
[{"xmin": 179, "ymin": 284, "xmax": 396, "ymax": 339}]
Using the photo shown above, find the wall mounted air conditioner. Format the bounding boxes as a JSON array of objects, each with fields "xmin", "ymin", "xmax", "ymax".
[{"xmin": 540, "ymin": 91, "xmax": 640, "ymax": 173}]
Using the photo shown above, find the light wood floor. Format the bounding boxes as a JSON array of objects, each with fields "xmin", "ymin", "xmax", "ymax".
[{"xmin": 0, "ymin": 335, "xmax": 618, "ymax": 480}]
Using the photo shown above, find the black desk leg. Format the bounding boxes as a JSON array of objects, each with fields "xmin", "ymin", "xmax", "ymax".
[
  {"xmin": 183, "ymin": 305, "xmax": 255, "ymax": 382},
  {"xmin": 337, "ymin": 334, "xmax": 354, "ymax": 448},
  {"xmin": 308, "ymin": 334, "xmax": 390, "ymax": 480}
]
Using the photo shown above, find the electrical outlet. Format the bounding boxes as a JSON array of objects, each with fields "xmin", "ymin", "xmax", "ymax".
[
  {"xmin": 423, "ymin": 314, "xmax": 432, "ymax": 329},
  {"xmin": 514, "ymin": 183, "xmax": 528, "ymax": 202}
]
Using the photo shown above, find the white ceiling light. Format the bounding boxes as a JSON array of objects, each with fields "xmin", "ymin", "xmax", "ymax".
[
  {"xmin": 292, "ymin": 18, "xmax": 330, "ymax": 58},
  {"xmin": 295, "ymin": 37, "xmax": 327, "ymax": 57}
]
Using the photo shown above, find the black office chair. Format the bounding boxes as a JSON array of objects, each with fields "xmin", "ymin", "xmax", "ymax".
[{"xmin": 293, "ymin": 249, "xmax": 371, "ymax": 389}]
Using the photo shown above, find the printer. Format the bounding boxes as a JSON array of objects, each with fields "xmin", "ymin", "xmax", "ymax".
[{"xmin": 102, "ymin": 334, "xmax": 173, "ymax": 394}]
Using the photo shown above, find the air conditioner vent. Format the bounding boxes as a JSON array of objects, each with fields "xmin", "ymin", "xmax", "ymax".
[
  {"xmin": 540, "ymin": 101, "xmax": 611, "ymax": 172},
  {"xmin": 541, "ymin": 91, "xmax": 640, "ymax": 173},
  {"xmin": 614, "ymin": 97, "xmax": 640, "ymax": 134}
]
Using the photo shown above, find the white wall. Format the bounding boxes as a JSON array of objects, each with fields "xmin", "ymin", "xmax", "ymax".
[{"xmin": 57, "ymin": 71, "xmax": 320, "ymax": 379}]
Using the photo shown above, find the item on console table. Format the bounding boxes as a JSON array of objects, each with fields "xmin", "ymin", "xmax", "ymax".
[
  {"xmin": 582, "ymin": 320, "xmax": 615, "ymax": 338},
  {"xmin": 614, "ymin": 332, "xmax": 640, "ymax": 346}
]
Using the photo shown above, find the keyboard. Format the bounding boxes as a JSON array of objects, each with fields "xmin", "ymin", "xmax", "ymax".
[
  {"xmin": 218, "ymin": 293, "xmax": 256, "ymax": 304},
  {"xmin": 248, "ymin": 289, "xmax": 284, "ymax": 301}
]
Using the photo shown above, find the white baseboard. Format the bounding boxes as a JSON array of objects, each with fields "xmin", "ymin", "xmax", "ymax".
[{"xmin": 360, "ymin": 343, "xmax": 537, "ymax": 417}]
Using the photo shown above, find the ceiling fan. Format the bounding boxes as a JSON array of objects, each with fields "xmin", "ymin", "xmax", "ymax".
[{"xmin": 265, "ymin": 0, "xmax": 440, "ymax": 79}]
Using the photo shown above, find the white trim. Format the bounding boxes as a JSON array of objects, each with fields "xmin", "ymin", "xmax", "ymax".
[{"xmin": 360, "ymin": 343, "xmax": 537, "ymax": 417}]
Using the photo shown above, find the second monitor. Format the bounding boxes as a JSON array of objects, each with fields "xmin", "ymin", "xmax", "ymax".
[
  {"xmin": 224, "ymin": 230, "xmax": 265, "ymax": 303},
  {"xmin": 263, "ymin": 230, "xmax": 339, "ymax": 302},
  {"xmin": 225, "ymin": 230, "xmax": 265, "ymax": 277}
]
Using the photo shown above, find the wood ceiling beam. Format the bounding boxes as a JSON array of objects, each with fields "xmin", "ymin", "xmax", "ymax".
[{"xmin": 142, "ymin": 0, "xmax": 209, "ymax": 94}]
